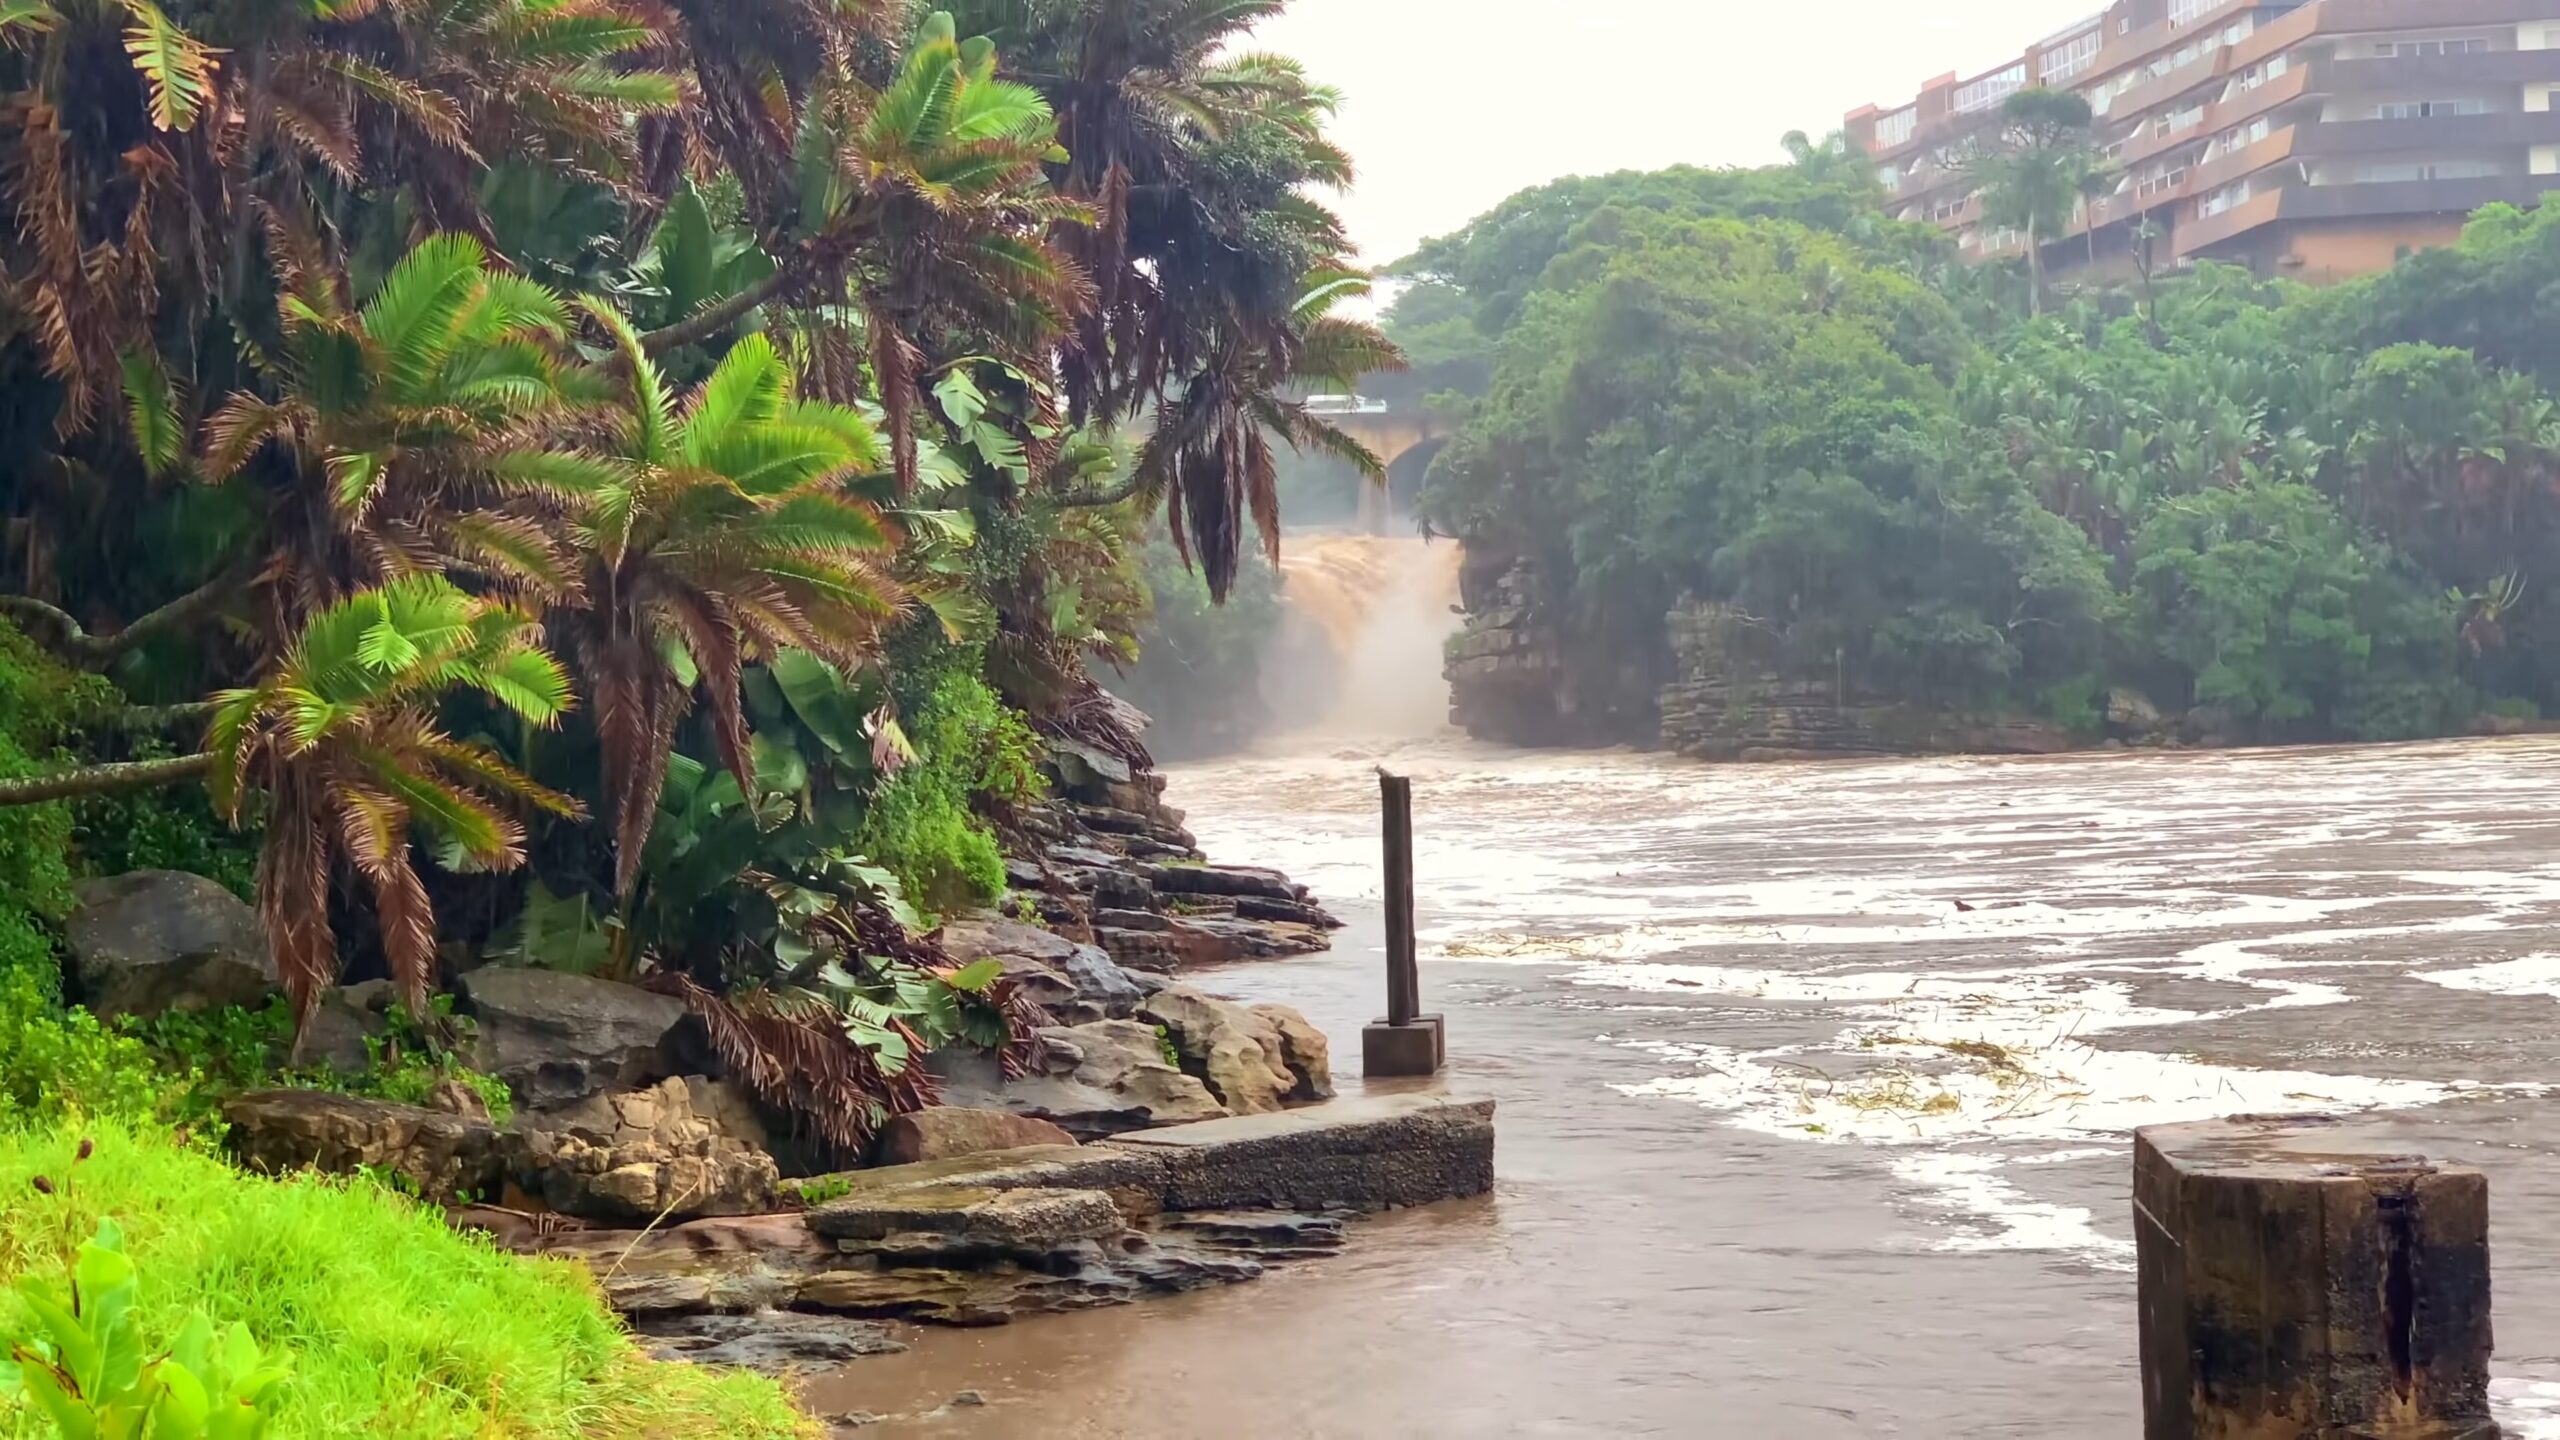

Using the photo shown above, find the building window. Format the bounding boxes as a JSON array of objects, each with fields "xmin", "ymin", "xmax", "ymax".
[
  {"xmin": 2352, "ymin": 160, "xmax": 2503, "ymax": 182},
  {"xmin": 1875, "ymin": 107, "xmax": 1918, "ymax": 148},
  {"xmin": 1953, "ymin": 63, "xmax": 2028, "ymax": 116},
  {"xmin": 2373, "ymin": 99, "xmax": 2492, "ymax": 119},
  {"xmin": 2168, "ymin": 0, "xmax": 2220, "ymax": 26},
  {"xmin": 2376, "ymin": 38, "xmax": 2493, "ymax": 57},
  {"xmin": 2199, "ymin": 179, "xmax": 2255, "ymax": 218},
  {"xmin": 2041, "ymin": 30, "xmax": 2101, "ymax": 84}
]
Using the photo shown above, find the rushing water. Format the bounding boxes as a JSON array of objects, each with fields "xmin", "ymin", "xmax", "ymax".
[{"xmin": 821, "ymin": 734, "xmax": 2560, "ymax": 1437}]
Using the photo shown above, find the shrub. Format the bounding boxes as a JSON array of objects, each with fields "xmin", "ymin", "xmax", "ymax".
[
  {"xmin": 0, "ymin": 1127, "xmax": 811, "ymax": 1440},
  {"xmin": 860, "ymin": 665, "xmax": 1046, "ymax": 916}
]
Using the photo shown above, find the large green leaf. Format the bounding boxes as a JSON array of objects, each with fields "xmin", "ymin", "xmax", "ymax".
[{"xmin": 121, "ymin": 0, "xmax": 217, "ymax": 131}]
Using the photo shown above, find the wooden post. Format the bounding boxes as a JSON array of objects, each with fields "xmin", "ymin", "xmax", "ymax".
[
  {"xmin": 1364, "ymin": 769, "xmax": 1444, "ymax": 1078},
  {"xmin": 1381, "ymin": 771, "xmax": 1419, "ymax": 1026},
  {"xmin": 2135, "ymin": 1114, "xmax": 2497, "ymax": 1440}
]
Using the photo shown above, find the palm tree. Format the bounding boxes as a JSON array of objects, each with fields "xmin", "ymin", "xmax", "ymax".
[
  {"xmin": 1970, "ymin": 88, "xmax": 2098, "ymax": 317},
  {"xmin": 941, "ymin": 0, "xmax": 1390, "ymax": 594},
  {"xmin": 1116, "ymin": 267, "xmax": 1405, "ymax": 601},
  {"xmin": 505, "ymin": 303, "xmax": 905, "ymax": 899},
  {"xmin": 200, "ymin": 234, "xmax": 582, "ymax": 632},
  {"xmin": 206, "ymin": 575, "xmax": 580, "ymax": 1025}
]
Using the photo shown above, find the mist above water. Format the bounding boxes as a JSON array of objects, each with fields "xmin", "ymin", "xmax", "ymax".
[{"xmin": 1272, "ymin": 531, "xmax": 1464, "ymax": 745}]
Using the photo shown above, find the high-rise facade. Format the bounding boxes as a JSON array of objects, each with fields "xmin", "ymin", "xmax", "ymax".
[{"xmin": 1844, "ymin": 0, "xmax": 2560, "ymax": 282}]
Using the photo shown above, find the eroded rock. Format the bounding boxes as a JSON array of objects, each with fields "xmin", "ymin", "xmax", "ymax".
[
  {"xmin": 1140, "ymin": 987, "xmax": 1298, "ymax": 1115},
  {"xmin": 67, "ymin": 871, "xmax": 275, "ymax": 1019},
  {"xmin": 509, "ymin": 1076, "xmax": 777, "ymax": 1223},
  {"xmin": 805, "ymin": 1185, "xmax": 1123, "ymax": 1253}
]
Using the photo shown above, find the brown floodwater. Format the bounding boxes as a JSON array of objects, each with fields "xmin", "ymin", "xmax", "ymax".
[{"xmin": 805, "ymin": 736, "xmax": 2560, "ymax": 1438}]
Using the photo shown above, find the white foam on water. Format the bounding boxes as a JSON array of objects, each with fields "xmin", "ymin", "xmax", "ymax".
[
  {"xmin": 2418, "ymin": 954, "xmax": 2560, "ymax": 1000},
  {"xmin": 1890, "ymin": 1151, "xmax": 2134, "ymax": 1268},
  {"xmin": 2494, "ymin": 1378, "xmax": 2560, "ymax": 1439}
]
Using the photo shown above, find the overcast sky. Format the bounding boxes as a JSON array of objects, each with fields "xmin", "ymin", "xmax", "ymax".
[{"xmin": 1251, "ymin": 0, "xmax": 2101, "ymax": 266}]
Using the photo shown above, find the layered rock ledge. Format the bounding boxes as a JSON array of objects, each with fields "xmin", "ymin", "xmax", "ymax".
[{"xmin": 452, "ymin": 1094, "xmax": 1497, "ymax": 1371}]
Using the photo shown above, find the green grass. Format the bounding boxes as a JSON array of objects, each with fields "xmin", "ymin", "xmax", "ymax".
[{"xmin": 0, "ymin": 1124, "xmax": 813, "ymax": 1440}]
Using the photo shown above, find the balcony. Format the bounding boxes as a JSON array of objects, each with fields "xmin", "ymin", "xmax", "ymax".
[
  {"xmin": 2322, "ymin": 50, "xmax": 2560, "ymax": 93},
  {"xmin": 2295, "ymin": 109, "xmax": 2560, "ymax": 156},
  {"xmin": 2170, "ymin": 172, "xmax": 2558, "ymax": 257}
]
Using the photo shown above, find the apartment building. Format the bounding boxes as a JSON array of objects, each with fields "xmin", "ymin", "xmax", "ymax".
[{"xmin": 1844, "ymin": 0, "xmax": 2560, "ymax": 282}]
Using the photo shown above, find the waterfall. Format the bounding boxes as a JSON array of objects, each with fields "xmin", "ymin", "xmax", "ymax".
[{"xmin": 1271, "ymin": 533, "xmax": 1466, "ymax": 743}]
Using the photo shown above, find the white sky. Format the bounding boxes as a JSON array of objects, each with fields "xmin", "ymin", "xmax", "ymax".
[{"xmin": 1252, "ymin": 0, "xmax": 2101, "ymax": 265}]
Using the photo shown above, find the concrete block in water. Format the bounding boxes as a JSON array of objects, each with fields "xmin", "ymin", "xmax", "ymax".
[
  {"xmin": 2134, "ymin": 1114, "xmax": 2497, "ymax": 1440},
  {"xmin": 1363, "ymin": 1014, "xmax": 1446, "ymax": 1078},
  {"xmin": 1101, "ymin": 1092, "xmax": 1494, "ymax": 1212}
]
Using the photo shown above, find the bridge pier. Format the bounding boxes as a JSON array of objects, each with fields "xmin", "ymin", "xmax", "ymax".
[{"xmin": 2134, "ymin": 1114, "xmax": 2497, "ymax": 1439}]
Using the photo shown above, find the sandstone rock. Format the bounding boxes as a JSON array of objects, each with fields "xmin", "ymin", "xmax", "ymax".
[
  {"xmin": 1250, "ymin": 1003, "xmax": 1336, "ymax": 1102},
  {"xmin": 509, "ymin": 1077, "xmax": 778, "ymax": 1223},
  {"xmin": 1030, "ymin": 1020, "xmax": 1227, "ymax": 1135},
  {"xmin": 485, "ymin": 1212, "xmax": 833, "ymax": 1315},
  {"xmin": 225, "ymin": 1089, "xmax": 503, "ymax": 1204},
  {"xmin": 1140, "ymin": 987, "xmax": 1296, "ymax": 1116},
  {"xmin": 805, "ymin": 1185, "xmax": 1123, "ymax": 1253},
  {"xmin": 682, "ymin": 1076, "xmax": 771, "ymax": 1153},
  {"xmin": 799, "ymin": 1142, "xmax": 1172, "ymax": 1219},
  {"xmin": 424, "ymin": 1075, "xmax": 491, "ymax": 1120},
  {"xmin": 2106, "ymin": 687, "xmax": 2167, "ymax": 733},
  {"xmin": 458, "ymin": 968, "xmax": 685, "ymax": 1109},
  {"xmin": 876, "ymin": 1108, "xmax": 1076, "ymax": 1166},
  {"xmin": 67, "ymin": 871, "xmax": 275, "ymax": 1019}
]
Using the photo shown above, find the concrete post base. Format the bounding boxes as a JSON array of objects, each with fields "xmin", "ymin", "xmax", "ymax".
[
  {"xmin": 1362, "ymin": 1015, "xmax": 1445, "ymax": 1079},
  {"xmin": 2135, "ymin": 1114, "xmax": 2497, "ymax": 1440}
]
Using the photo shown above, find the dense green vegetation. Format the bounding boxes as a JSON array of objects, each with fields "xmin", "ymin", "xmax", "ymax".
[
  {"xmin": 0, "ymin": 0, "xmax": 1376, "ymax": 1430},
  {"xmin": 0, "ymin": 1126, "xmax": 806, "ymax": 1438},
  {"xmin": 1405, "ymin": 114, "xmax": 2560, "ymax": 744}
]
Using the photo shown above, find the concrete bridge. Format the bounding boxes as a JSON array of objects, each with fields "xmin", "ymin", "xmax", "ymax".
[{"xmin": 1306, "ymin": 396, "xmax": 1445, "ymax": 534}]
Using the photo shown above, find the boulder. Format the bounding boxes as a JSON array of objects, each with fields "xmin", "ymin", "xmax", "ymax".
[
  {"xmin": 2107, "ymin": 687, "xmax": 2167, "ymax": 734},
  {"xmin": 458, "ymin": 968, "xmax": 686, "ymax": 1109},
  {"xmin": 1141, "ymin": 864, "xmax": 1300, "ymax": 903},
  {"xmin": 876, "ymin": 1108, "xmax": 1077, "ymax": 1167},
  {"xmin": 938, "ymin": 914, "xmax": 1146, "ymax": 1022},
  {"xmin": 1102, "ymin": 1093, "xmax": 1499, "ymax": 1213},
  {"xmin": 1140, "ymin": 987, "xmax": 1297, "ymax": 1116},
  {"xmin": 301, "ymin": 983, "xmax": 392, "ymax": 1076},
  {"xmin": 66, "ymin": 871, "xmax": 274, "ymax": 1019},
  {"xmin": 1251, "ymin": 1003, "xmax": 1336, "ymax": 1102},
  {"xmin": 926, "ymin": 1034, "xmax": 1225, "ymax": 1142},
  {"xmin": 508, "ymin": 1077, "xmax": 778, "ymax": 1224},
  {"xmin": 225, "ymin": 1089, "xmax": 504, "ymax": 1205}
]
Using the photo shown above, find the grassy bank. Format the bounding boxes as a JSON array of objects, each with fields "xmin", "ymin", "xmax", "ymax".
[{"xmin": 0, "ymin": 1124, "xmax": 811, "ymax": 1439}]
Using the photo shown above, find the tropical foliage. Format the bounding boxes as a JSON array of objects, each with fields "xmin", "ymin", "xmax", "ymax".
[
  {"xmin": 1406, "ymin": 161, "xmax": 2560, "ymax": 745},
  {"xmin": 0, "ymin": 0, "xmax": 1379, "ymax": 1152}
]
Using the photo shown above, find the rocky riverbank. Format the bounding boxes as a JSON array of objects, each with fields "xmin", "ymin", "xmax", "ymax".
[{"xmin": 107, "ymin": 735, "xmax": 1492, "ymax": 1412}]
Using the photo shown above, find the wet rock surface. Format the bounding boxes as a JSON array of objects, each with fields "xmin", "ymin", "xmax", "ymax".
[
  {"xmin": 67, "ymin": 870, "xmax": 276, "ymax": 1019},
  {"xmin": 635, "ymin": 1310, "xmax": 907, "ymax": 1373},
  {"xmin": 999, "ymin": 744, "xmax": 1339, "ymax": 979}
]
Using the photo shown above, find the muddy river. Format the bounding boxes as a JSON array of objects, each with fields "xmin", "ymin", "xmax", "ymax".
[{"xmin": 821, "ymin": 735, "xmax": 2560, "ymax": 1437}]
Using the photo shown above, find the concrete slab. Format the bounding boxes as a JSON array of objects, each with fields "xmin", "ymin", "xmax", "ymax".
[{"xmin": 1100, "ymin": 1093, "xmax": 1495, "ymax": 1212}]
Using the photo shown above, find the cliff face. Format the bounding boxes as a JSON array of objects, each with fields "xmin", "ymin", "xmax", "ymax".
[
  {"xmin": 1441, "ymin": 546, "xmax": 1660, "ymax": 748},
  {"xmin": 1656, "ymin": 603, "xmax": 2070, "ymax": 762}
]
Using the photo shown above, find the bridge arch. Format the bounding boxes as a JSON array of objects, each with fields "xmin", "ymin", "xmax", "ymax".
[{"xmin": 1306, "ymin": 397, "xmax": 1445, "ymax": 534}]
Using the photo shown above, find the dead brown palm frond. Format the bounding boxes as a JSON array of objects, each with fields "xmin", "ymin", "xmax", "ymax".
[{"xmin": 653, "ymin": 973, "xmax": 937, "ymax": 1157}]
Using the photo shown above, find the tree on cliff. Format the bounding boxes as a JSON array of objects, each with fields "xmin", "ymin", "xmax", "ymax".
[{"xmin": 1968, "ymin": 88, "xmax": 2102, "ymax": 317}]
